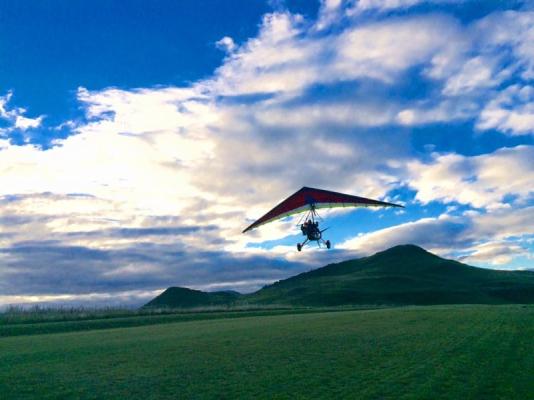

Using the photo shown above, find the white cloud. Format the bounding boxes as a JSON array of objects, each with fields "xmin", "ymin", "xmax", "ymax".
[
  {"xmin": 442, "ymin": 56, "xmax": 500, "ymax": 96},
  {"xmin": 209, "ymin": 12, "xmax": 317, "ymax": 95},
  {"xmin": 209, "ymin": 12, "xmax": 467, "ymax": 96},
  {"xmin": 348, "ymin": 0, "xmax": 426, "ymax": 15},
  {"xmin": 338, "ymin": 214, "xmax": 464, "ymax": 256},
  {"xmin": 216, "ymin": 36, "xmax": 236, "ymax": 52},
  {"xmin": 407, "ymin": 145, "xmax": 534, "ymax": 209},
  {"xmin": 14, "ymin": 115, "xmax": 44, "ymax": 131},
  {"xmin": 461, "ymin": 241, "xmax": 528, "ymax": 266},
  {"xmin": 333, "ymin": 15, "xmax": 463, "ymax": 83},
  {"xmin": 396, "ymin": 99, "xmax": 477, "ymax": 125},
  {"xmin": 0, "ymin": 86, "xmax": 221, "ymax": 255},
  {"xmin": 347, "ymin": 0, "xmax": 468, "ymax": 15},
  {"xmin": 0, "ymin": 289, "xmax": 163, "ymax": 309},
  {"xmin": 477, "ymin": 85, "xmax": 534, "ymax": 135},
  {"xmin": 256, "ymin": 100, "xmax": 398, "ymax": 127},
  {"xmin": 316, "ymin": 0, "xmax": 344, "ymax": 30},
  {"xmin": 468, "ymin": 206, "xmax": 534, "ymax": 241},
  {"xmin": 0, "ymin": 91, "xmax": 16, "ymax": 118},
  {"xmin": 475, "ymin": 10, "xmax": 534, "ymax": 80},
  {"xmin": 0, "ymin": 91, "xmax": 44, "ymax": 133}
]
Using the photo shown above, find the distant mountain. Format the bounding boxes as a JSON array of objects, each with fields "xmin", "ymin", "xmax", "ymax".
[{"xmin": 144, "ymin": 245, "xmax": 534, "ymax": 308}]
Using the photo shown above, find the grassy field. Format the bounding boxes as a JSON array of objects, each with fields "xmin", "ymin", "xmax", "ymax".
[
  {"xmin": 1, "ymin": 305, "xmax": 533, "ymax": 399},
  {"xmin": 0, "ymin": 307, "xmax": 363, "ymax": 337}
]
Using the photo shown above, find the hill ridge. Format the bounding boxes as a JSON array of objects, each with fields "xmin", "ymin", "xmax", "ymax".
[{"xmin": 144, "ymin": 244, "xmax": 534, "ymax": 308}]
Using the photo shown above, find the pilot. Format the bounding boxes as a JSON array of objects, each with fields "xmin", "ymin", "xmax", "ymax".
[{"xmin": 301, "ymin": 220, "xmax": 308, "ymax": 235}]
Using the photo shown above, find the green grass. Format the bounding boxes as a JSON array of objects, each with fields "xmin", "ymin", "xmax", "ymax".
[
  {"xmin": 0, "ymin": 307, "xmax": 358, "ymax": 337},
  {"xmin": 0, "ymin": 304, "xmax": 300, "ymax": 327},
  {"xmin": 1, "ymin": 305, "xmax": 533, "ymax": 399},
  {"xmin": 0, "ymin": 305, "xmax": 385, "ymax": 337}
]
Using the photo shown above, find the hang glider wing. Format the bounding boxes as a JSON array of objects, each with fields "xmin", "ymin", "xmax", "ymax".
[{"xmin": 242, "ymin": 186, "xmax": 403, "ymax": 233}]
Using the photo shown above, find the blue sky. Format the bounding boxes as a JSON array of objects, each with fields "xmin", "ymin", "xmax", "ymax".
[
  {"xmin": 1, "ymin": 0, "xmax": 533, "ymax": 307},
  {"xmin": 0, "ymin": 1, "xmax": 316, "ymax": 132}
]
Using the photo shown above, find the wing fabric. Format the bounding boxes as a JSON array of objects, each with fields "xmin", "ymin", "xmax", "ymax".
[{"xmin": 242, "ymin": 186, "xmax": 403, "ymax": 233}]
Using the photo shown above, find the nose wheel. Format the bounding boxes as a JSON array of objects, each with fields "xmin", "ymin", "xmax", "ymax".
[
  {"xmin": 326, "ymin": 240, "xmax": 331, "ymax": 249},
  {"xmin": 297, "ymin": 243, "xmax": 302, "ymax": 252}
]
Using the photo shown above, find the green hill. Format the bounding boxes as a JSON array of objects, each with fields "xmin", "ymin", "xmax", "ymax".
[
  {"xmin": 247, "ymin": 245, "xmax": 534, "ymax": 306},
  {"xmin": 145, "ymin": 245, "xmax": 534, "ymax": 308},
  {"xmin": 144, "ymin": 287, "xmax": 240, "ymax": 308}
]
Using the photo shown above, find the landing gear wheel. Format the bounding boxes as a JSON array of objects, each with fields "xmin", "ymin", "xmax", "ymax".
[
  {"xmin": 297, "ymin": 243, "xmax": 302, "ymax": 252},
  {"xmin": 326, "ymin": 240, "xmax": 331, "ymax": 249}
]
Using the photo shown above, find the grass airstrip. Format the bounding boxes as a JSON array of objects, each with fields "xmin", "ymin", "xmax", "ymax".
[{"xmin": 1, "ymin": 305, "xmax": 533, "ymax": 399}]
